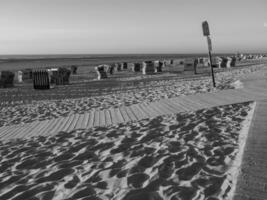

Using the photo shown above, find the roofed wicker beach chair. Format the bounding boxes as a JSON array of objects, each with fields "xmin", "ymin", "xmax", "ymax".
[
  {"xmin": 122, "ymin": 62, "xmax": 128, "ymax": 70},
  {"xmin": 142, "ymin": 61, "xmax": 155, "ymax": 75},
  {"xmin": 33, "ymin": 69, "xmax": 50, "ymax": 89},
  {"xmin": 22, "ymin": 68, "xmax": 33, "ymax": 80},
  {"xmin": 17, "ymin": 71, "xmax": 23, "ymax": 83},
  {"xmin": 95, "ymin": 65, "xmax": 108, "ymax": 80},
  {"xmin": 184, "ymin": 58, "xmax": 197, "ymax": 74},
  {"xmin": 219, "ymin": 57, "xmax": 228, "ymax": 68},
  {"xmin": 0, "ymin": 71, "xmax": 15, "ymax": 88},
  {"xmin": 153, "ymin": 60, "xmax": 163, "ymax": 73},
  {"xmin": 70, "ymin": 65, "xmax": 78, "ymax": 74},
  {"xmin": 132, "ymin": 63, "xmax": 141, "ymax": 72}
]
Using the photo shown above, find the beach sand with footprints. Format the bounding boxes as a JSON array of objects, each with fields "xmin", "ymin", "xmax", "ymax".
[{"xmin": 0, "ymin": 102, "xmax": 254, "ymax": 200}]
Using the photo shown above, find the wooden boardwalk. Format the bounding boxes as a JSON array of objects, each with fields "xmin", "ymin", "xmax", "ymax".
[
  {"xmin": 1, "ymin": 86, "xmax": 267, "ymax": 141},
  {"xmin": 233, "ymin": 100, "xmax": 267, "ymax": 200},
  {"xmin": 1, "ymin": 66, "xmax": 267, "ymax": 141}
]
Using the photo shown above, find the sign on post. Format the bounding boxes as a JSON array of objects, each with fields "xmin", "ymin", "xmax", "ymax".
[
  {"xmin": 202, "ymin": 21, "xmax": 210, "ymax": 36},
  {"xmin": 202, "ymin": 21, "xmax": 216, "ymax": 87},
  {"xmin": 207, "ymin": 36, "xmax": 212, "ymax": 51}
]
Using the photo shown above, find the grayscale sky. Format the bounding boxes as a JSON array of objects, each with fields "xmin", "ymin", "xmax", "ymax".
[{"xmin": 0, "ymin": 0, "xmax": 267, "ymax": 54}]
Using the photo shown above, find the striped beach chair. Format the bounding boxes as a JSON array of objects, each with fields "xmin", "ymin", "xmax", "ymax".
[{"xmin": 33, "ymin": 70, "xmax": 50, "ymax": 89}]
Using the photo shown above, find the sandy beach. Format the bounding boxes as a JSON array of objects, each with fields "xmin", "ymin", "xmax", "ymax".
[
  {"xmin": 0, "ymin": 64, "xmax": 265, "ymax": 128},
  {"xmin": 0, "ymin": 102, "xmax": 254, "ymax": 200}
]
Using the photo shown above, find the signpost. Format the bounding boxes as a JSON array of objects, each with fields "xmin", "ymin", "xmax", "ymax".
[{"xmin": 202, "ymin": 21, "xmax": 216, "ymax": 87}]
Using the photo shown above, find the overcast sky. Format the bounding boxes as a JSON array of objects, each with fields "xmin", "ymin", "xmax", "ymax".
[{"xmin": 0, "ymin": 0, "xmax": 267, "ymax": 54}]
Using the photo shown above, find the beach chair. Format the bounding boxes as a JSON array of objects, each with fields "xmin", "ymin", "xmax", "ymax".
[
  {"xmin": 33, "ymin": 70, "xmax": 50, "ymax": 89},
  {"xmin": 123, "ymin": 62, "xmax": 128, "ymax": 70},
  {"xmin": 184, "ymin": 58, "xmax": 197, "ymax": 74},
  {"xmin": 230, "ymin": 57, "xmax": 237, "ymax": 67},
  {"xmin": 22, "ymin": 68, "xmax": 33, "ymax": 80},
  {"xmin": 70, "ymin": 65, "xmax": 78, "ymax": 74},
  {"xmin": 219, "ymin": 57, "xmax": 228, "ymax": 68},
  {"xmin": 95, "ymin": 65, "xmax": 108, "ymax": 80},
  {"xmin": 153, "ymin": 61, "xmax": 163, "ymax": 73},
  {"xmin": 108, "ymin": 64, "xmax": 114, "ymax": 75},
  {"xmin": 116, "ymin": 63, "xmax": 122, "ymax": 71},
  {"xmin": 17, "ymin": 71, "xmax": 23, "ymax": 83},
  {"xmin": 132, "ymin": 63, "xmax": 141, "ymax": 72},
  {"xmin": 226, "ymin": 57, "xmax": 233, "ymax": 68},
  {"xmin": 142, "ymin": 61, "xmax": 155, "ymax": 75},
  {"xmin": 0, "ymin": 71, "xmax": 15, "ymax": 88}
]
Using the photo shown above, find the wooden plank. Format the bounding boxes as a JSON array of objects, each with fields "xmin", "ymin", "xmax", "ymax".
[
  {"xmin": 129, "ymin": 105, "xmax": 143, "ymax": 120},
  {"xmin": 109, "ymin": 108, "xmax": 119, "ymax": 124},
  {"xmin": 231, "ymin": 90, "xmax": 255, "ymax": 101},
  {"xmin": 6, "ymin": 124, "xmax": 28, "ymax": 139},
  {"xmin": 169, "ymin": 98, "xmax": 197, "ymax": 111},
  {"xmin": 36, "ymin": 119, "xmax": 56, "ymax": 137},
  {"xmin": 163, "ymin": 98, "xmax": 188, "ymax": 112},
  {"xmin": 54, "ymin": 116, "xmax": 72, "ymax": 134},
  {"xmin": 243, "ymin": 88, "xmax": 267, "ymax": 99},
  {"xmin": 87, "ymin": 110, "xmax": 95, "ymax": 128},
  {"xmin": 179, "ymin": 96, "xmax": 205, "ymax": 110},
  {"xmin": 25, "ymin": 121, "xmax": 44, "ymax": 138},
  {"xmin": 154, "ymin": 100, "xmax": 174, "ymax": 114},
  {"xmin": 119, "ymin": 106, "xmax": 131, "ymax": 122},
  {"xmin": 1, "ymin": 126, "xmax": 21, "ymax": 140},
  {"xmin": 74, "ymin": 114, "xmax": 85, "ymax": 130},
  {"xmin": 104, "ymin": 109, "xmax": 112, "ymax": 126},
  {"xmin": 132, "ymin": 104, "xmax": 150, "ymax": 119},
  {"xmin": 185, "ymin": 95, "xmax": 211, "ymax": 108},
  {"xmin": 148, "ymin": 102, "xmax": 168, "ymax": 115},
  {"xmin": 155, "ymin": 101, "xmax": 173, "ymax": 114},
  {"xmin": 93, "ymin": 111, "xmax": 100, "ymax": 127},
  {"xmin": 194, "ymin": 94, "xmax": 223, "ymax": 107},
  {"xmin": 114, "ymin": 108, "xmax": 125, "ymax": 123},
  {"xmin": 139, "ymin": 103, "xmax": 156, "ymax": 118},
  {"xmin": 24, "ymin": 121, "xmax": 44, "ymax": 138},
  {"xmin": 216, "ymin": 90, "xmax": 248, "ymax": 102},
  {"xmin": 62, "ymin": 114, "xmax": 76, "ymax": 132},
  {"xmin": 4, "ymin": 123, "xmax": 33, "ymax": 140},
  {"xmin": 67, "ymin": 114, "xmax": 81, "ymax": 131},
  {"xmin": 2, "ymin": 126, "xmax": 22, "ymax": 140},
  {"xmin": 125, "ymin": 106, "xmax": 138, "ymax": 121},
  {"xmin": 47, "ymin": 117, "xmax": 66, "ymax": 136},
  {"xmin": 80, "ymin": 112, "xmax": 90, "ymax": 129},
  {"xmin": 42, "ymin": 117, "xmax": 62, "ymax": 136},
  {"xmin": 0, "ymin": 126, "xmax": 14, "ymax": 138},
  {"xmin": 28, "ymin": 120, "xmax": 51, "ymax": 138},
  {"xmin": 99, "ymin": 110, "xmax": 106, "ymax": 127},
  {"xmin": 237, "ymin": 89, "xmax": 263, "ymax": 101},
  {"xmin": 166, "ymin": 98, "xmax": 188, "ymax": 112}
]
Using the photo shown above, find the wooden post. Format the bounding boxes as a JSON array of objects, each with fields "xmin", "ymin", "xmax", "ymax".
[
  {"xmin": 202, "ymin": 21, "xmax": 216, "ymax": 87},
  {"xmin": 208, "ymin": 50, "xmax": 216, "ymax": 87}
]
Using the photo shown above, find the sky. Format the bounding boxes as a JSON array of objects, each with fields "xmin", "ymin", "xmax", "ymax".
[{"xmin": 0, "ymin": 0, "xmax": 267, "ymax": 54}]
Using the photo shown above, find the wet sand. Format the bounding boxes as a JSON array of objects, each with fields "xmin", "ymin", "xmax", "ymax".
[{"xmin": 0, "ymin": 102, "xmax": 254, "ymax": 200}]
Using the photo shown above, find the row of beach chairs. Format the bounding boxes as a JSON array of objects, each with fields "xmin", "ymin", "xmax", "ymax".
[
  {"xmin": 1, "ymin": 54, "xmax": 266, "ymax": 88},
  {"xmin": 94, "ymin": 61, "xmax": 166, "ymax": 80}
]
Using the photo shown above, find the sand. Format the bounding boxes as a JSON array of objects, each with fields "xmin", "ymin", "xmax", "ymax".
[
  {"xmin": 0, "ymin": 65, "xmax": 265, "ymax": 128},
  {"xmin": 0, "ymin": 102, "xmax": 253, "ymax": 200}
]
